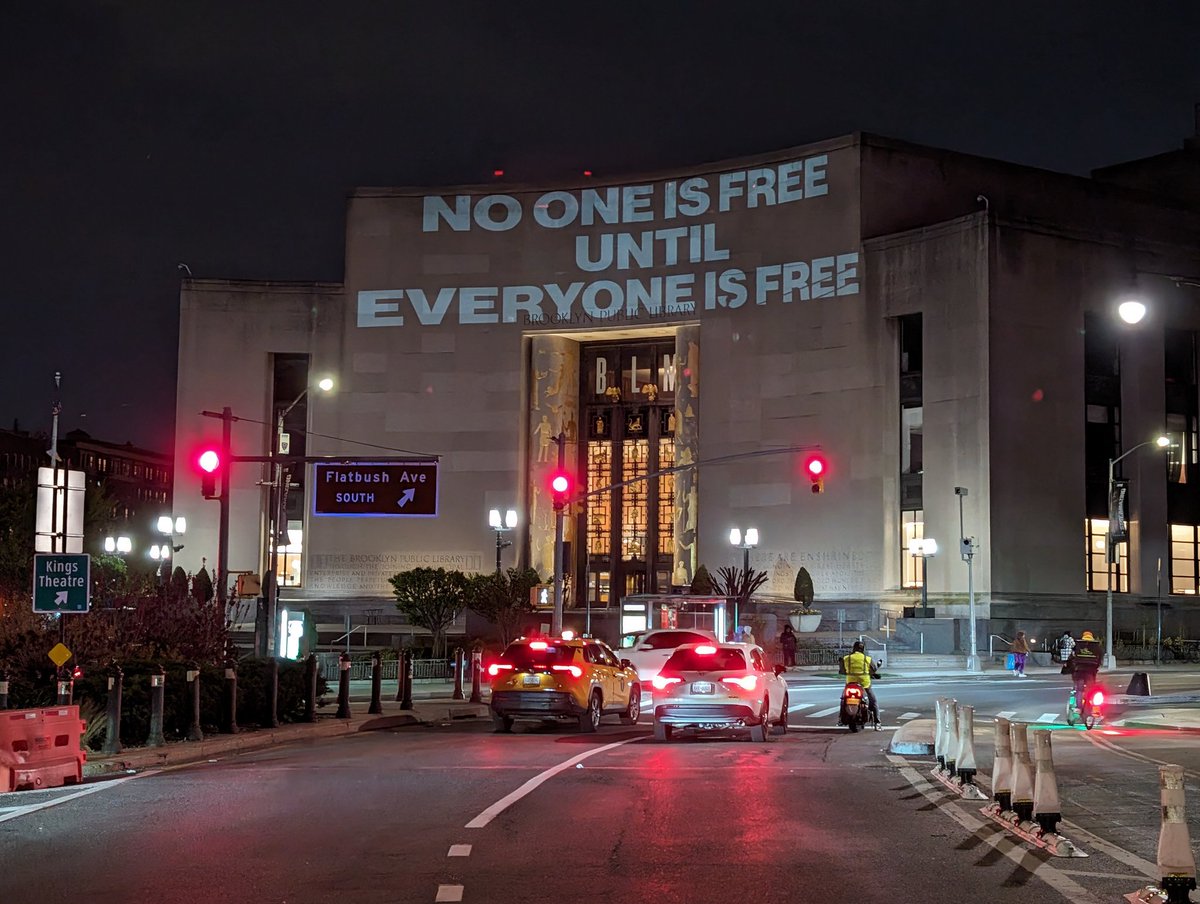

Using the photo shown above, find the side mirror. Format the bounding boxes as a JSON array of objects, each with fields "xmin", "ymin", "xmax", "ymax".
[
  {"xmin": 620, "ymin": 659, "xmax": 633, "ymax": 670},
  {"xmin": 773, "ymin": 664, "xmax": 786, "ymax": 676}
]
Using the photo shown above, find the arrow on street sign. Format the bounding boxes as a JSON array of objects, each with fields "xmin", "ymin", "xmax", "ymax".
[
  {"xmin": 55, "ymin": 591, "xmax": 69, "ymax": 606},
  {"xmin": 398, "ymin": 488, "xmax": 416, "ymax": 508}
]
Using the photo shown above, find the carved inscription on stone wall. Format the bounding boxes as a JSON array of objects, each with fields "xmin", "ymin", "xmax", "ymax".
[{"xmin": 307, "ymin": 552, "xmax": 484, "ymax": 596}]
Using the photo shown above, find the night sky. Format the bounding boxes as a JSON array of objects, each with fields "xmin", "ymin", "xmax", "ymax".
[{"xmin": 4, "ymin": 3, "xmax": 1199, "ymax": 454}]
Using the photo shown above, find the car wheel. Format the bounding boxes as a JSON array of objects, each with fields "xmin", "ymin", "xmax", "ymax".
[
  {"xmin": 749, "ymin": 721, "xmax": 767, "ymax": 742},
  {"xmin": 620, "ymin": 684, "xmax": 642, "ymax": 725},
  {"xmin": 772, "ymin": 693, "xmax": 789, "ymax": 736},
  {"xmin": 579, "ymin": 690, "xmax": 602, "ymax": 733},
  {"xmin": 653, "ymin": 720, "xmax": 673, "ymax": 742},
  {"xmin": 492, "ymin": 712, "xmax": 514, "ymax": 733}
]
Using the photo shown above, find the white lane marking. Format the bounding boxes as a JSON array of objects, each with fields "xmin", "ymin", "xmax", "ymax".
[
  {"xmin": 995, "ymin": 711, "xmax": 1017, "ymax": 720},
  {"xmin": 0, "ymin": 772, "xmax": 150, "ymax": 825},
  {"xmin": 787, "ymin": 702, "xmax": 815, "ymax": 713},
  {"xmin": 464, "ymin": 737, "xmax": 640, "ymax": 829},
  {"xmin": 1035, "ymin": 713, "xmax": 1060, "ymax": 723},
  {"xmin": 898, "ymin": 712, "xmax": 921, "ymax": 721},
  {"xmin": 447, "ymin": 844, "xmax": 471, "ymax": 857},
  {"xmin": 887, "ymin": 755, "xmax": 1097, "ymax": 902},
  {"xmin": 435, "ymin": 885, "xmax": 464, "ymax": 902},
  {"xmin": 808, "ymin": 706, "xmax": 840, "ymax": 718}
]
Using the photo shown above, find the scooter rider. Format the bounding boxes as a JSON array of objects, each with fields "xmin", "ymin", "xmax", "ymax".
[
  {"xmin": 1067, "ymin": 630, "xmax": 1102, "ymax": 704},
  {"xmin": 841, "ymin": 641, "xmax": 881, "ymax": 730}
]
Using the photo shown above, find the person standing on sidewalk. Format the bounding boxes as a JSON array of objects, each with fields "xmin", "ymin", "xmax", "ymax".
[
  {"xmin": 1011, "ymin": 630, "xmax": 1030, "ymax": 677},
  {"xmin": 779, "ymin": 623, "xmax": 798, "ymax": 668}
]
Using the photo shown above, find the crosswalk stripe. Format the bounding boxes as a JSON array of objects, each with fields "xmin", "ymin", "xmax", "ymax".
[
  {"xmin": 787, "ymin": 702, "xmax": 815, "ymax": 712},
  {"xmin": 1036, "ymin": 713, "xmax": 1060, "ymax": 723},
  {"xmin": 809, "ymin": 706, "xmax": 841, "ymax": 718},
  {"xmin": 995, "ymin": 711, "xmax": 1017, "ymax": 719},
  {"xmin": 899, "ymin": 712, "xmax": 921, "ymax": 721}
]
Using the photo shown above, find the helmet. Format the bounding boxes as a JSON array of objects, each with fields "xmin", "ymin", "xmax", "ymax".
[
  {"xmin": 1081, "ymin": 631, "xmax": 1096, "ymax": 641},
  {"xmin": 852, "ymin": 640, "xmax": 865, "ymax": 653}
]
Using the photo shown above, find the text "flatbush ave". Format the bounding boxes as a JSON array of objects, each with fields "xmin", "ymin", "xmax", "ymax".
[{"xmin": 313, "ymin": 462, "xmax": 439, "ymax": 518}]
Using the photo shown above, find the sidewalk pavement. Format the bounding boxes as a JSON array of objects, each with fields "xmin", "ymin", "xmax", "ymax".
[{"xmin": 82, "ymin": 694, "xmax": 490, "ymax": 779}]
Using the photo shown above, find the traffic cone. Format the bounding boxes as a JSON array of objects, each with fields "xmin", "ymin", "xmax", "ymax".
[
  {"xmin": 944, "ymin": 699, "xmax": 960, "ymax": 778},
  {"xmin": 991, "ymin": 717, "xmax": 1013, "ymax": 812},
  {"xmin": 1009, "ymin": 721, "xmax": 1035, "ymax": 823},
  {"xmin": 1157, "ymin": 765, "xmax": 1197, "ymax": 904},
  {"xmin": 1032, "ymin": 729, "xmax": 1062, "ymax": 835}
]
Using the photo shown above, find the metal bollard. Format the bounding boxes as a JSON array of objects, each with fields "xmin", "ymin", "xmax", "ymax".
[
  {"xmin": 147, "ymin": 667, "xmax": 166, "ymax": 747},
  {"xmin": 1009, "ymin": 722, "xmax": 1035, "ymax": 822},
  {"xmin": 933, "ymin": 698, "xmax": 947, "ymax": 771},
  {"xmin": 336, "ymin": 652, "xmax": 352, "ymax": 719},
  {"xmin": 267, "ymin": 656, "xmax": 279, "ymax": 729},
  {"xmin": 944, "ymin": 700, "xmax": 960, "ymax": 777},
  {"xmin": 304, "ymin": 653, "xmax": 318, "ymax": 723},
  {"xmin": 453, "ymin": 647, "xmax": 465, "ymax": 701},
  {"xmin": 469, "ymin": 649, "xmax": 483, "ymax": 704},
  {"xmin": 992, "ymin": 717, "xmax": 1013, "ymax": 811},
  {"xmin": 955, "ymin": 704, "xmax": 978, "ymax": 787},
  {"xmin": 186, "ymin": 668, "xmax": 204, "ymax": 742},
  {"xmin": 57, "ymin": 674, "xmax": 73, "ymax": 706},
  {"xmin": 223, "ymin": 660, "xmax": 239, "ymax": 734},
  {"xmin": 400, "ymin": 649, "xmax": 414, "ymax": 711},
  {"xmin": 368, "ymin": 652, "xmax": 383, "ymax": 715},
  {"xmin": 1156, "ymin": 765, "xmax": 1198, "ymax": 904},
  {"xmin": 0, "ymin": 671, "xmax": 9, "ymax": 709},
  {"xmin": 1031, "ymin": 729, "xmax": 1062, "ymax": 835},
  {"xmin": 102, "ymin": 664, "xmax": 123, "ymax": 756}
]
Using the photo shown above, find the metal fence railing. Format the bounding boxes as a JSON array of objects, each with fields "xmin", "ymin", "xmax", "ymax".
[{"xmin": 315, "ymin": 654, "xmax": 455, "ymax": 682}]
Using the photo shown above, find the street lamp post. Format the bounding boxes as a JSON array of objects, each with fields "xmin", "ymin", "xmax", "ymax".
[
  {"xmin": 729, "ymin": 527, "xmax": 759, "ymax": 641},
  {"xmin": 151, "ymin": 515, "xmax": 186, "ymax": 584},
  {"xmin": 954, "ymin": 488, "xmax": 979, "ymax": 673},
  {"xmin": 488, "ymin": 508, "xmax": 518, "ymax": 572},
  {"xmin": 1103, "ymin": 434, "xmax": 1171, "ymax": 670},
  {"xmin": 908, "ymin": 537, "xmax": 938, "ymax": 618}
]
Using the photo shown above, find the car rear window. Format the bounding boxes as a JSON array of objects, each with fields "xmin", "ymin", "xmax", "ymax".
[
  {"xmin": 643, "ymin": 630, "xmax": 712, "ymax": 650},
  {"xmin": 501, "ymin": 643, "xmax": 577, "ymax": 668},
  {"xmin": 663, "ymin": 647, "xmax": 748, "ymax": 672}
]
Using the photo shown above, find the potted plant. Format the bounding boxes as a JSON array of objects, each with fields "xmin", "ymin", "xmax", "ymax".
[{"xmin": 790, "ymin": 567, "xmax": 822, "ymax": 632}]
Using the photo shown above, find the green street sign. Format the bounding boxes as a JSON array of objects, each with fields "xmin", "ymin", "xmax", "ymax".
[{"xmin": 33, "ymin": 553, "xmax": 91, "ymax": 613}]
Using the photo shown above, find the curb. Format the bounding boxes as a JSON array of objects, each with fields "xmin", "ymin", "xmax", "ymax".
[{"xmin": 1118, "ymin": 718, "xmax": 1200, "ymax": 734}]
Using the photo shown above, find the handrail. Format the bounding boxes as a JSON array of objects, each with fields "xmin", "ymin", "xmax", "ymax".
[
  {"xmin": 331, "ymin": 624, "xmax": 369, "ymax": 651},
  {"xmin": 989, "ymin": 633, "xmax": 1012, "ymax": 657},
  {"xmin": 858, "ymin": 634, "xmax": 888, "ymax": 654}
]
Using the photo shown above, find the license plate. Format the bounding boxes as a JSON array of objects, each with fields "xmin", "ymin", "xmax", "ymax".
[
  {"xmin": 523, "ymin": 675, "xmax": 541, "ymax": 686},
  {"xmin": 691, "ymin": 681, "xmax": 715, "ymax": 694}
]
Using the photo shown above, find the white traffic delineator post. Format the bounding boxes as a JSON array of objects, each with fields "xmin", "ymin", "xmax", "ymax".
[
  {"xmin": 955, "ymin": 704, "xmax": 987, "ymax": 800},
  {"xmin": 1008, "ymin": 721, "xmax": 1035, "ymax": 824},
  {"xmin": 933, "ymin": 698, "xmax": 947, "ymax": 773},
  {"xmin": 944, "ymin": 699, "xmax": 960, "ymax": 778},
  {"xmin": 1031, "ymin": 729, "xmax": 1062, "ymax": 834},
  {"xmin": 1157, "ymin": 765, "xmax": 1196, "ymax": 904},
  {"xmin": 989, "ymin": 716, "xmax": 1013, "ymax": 813}
]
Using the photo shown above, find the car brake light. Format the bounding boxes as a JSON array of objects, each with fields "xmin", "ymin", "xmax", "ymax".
[
  {"xmin": 695, "ymin": 645, "xmax": 717, "ymax": 654},
  {"xmin": 1091, "ymin": 690, "xmax": 1104, "ymax": 706},
  {"xmin": 552, "ymin": 665, "xmax": 583, "ymax": 678},
  {"xmin": 529, "ymin": 641, "xmax": 548, "ymax": 650},
  {"xmin": 488, "ymin": 663, "xmax": 514, "ymax": 677},
  {"xmin": 651, "ymin": 675, "xmax": 682, "ymax": 690},
  {"xmin": 721, "ymin": 674, "xmax": 758, "ymax": 691}
]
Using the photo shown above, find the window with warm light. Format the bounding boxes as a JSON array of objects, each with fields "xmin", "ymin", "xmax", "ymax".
[
  {"xmin": 277, "ymin": 523, "xmax": 304, "ymax": 587},
  {"xmin": 901, "ymin": 511, "xmax": 923, "ymax": 588},
  {"xmin": 1170, "ymin": 524, "xmax": 1199, "ymax": 594},
  {"xmin": 1085, "ymin": 518, "xmax": 1127, "ymax": 592}
]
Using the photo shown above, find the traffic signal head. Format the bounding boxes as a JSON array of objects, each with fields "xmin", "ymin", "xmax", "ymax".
[
  {"xmin": 197, "ymin": 447, "xmax": 222, "ymax": 499},
  {"xmin": 806, "ymin": 455, "xmax": 826, "ymax": 494},
  {"xmin": 549, "ymin": 471, "xmax": 572, "ymax": 510}
]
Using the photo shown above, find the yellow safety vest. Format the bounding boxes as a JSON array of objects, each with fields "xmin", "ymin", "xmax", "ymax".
[{"xmin": 842, "ymin": 651, "xmax": 873, "ymax": 689}]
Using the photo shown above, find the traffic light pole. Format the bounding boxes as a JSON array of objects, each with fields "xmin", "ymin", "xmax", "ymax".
[
  {"xmin": 217, "ymin": 407, "xmax": 231, "ymax": 607},
  {"xmin": 551, "ymin": 433, "xmax": 565, "ymax": 636}
]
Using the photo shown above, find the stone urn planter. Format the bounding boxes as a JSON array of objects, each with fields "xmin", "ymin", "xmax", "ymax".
[{"xmin": 795, "ymin": 613, "xmax": 822, "ymax": 633}]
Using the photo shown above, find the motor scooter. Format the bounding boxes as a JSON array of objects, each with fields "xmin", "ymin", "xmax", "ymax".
[
  {"xmin": 838, "ymin": 682, "xmax": 874, "ymax": 732},
  {"xmin": 1066, "ymin": 684, "xmax": 1104, "ymax": 730}
]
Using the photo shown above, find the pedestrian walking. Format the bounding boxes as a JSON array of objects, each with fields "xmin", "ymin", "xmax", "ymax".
[
  {"xmin": 1057, "ymin": 631, "xmax": 1075, "ymax": 665},
  {"xmin": 1011, "ymin": 630, "xmax": 1030, "ymax": 677},
  {"xmin": 741, "ymin": 625, "xmax": 757, "ymax": 647},
  {"xmin": 780, "ymin": 623, "xmax": 798, "ymax": 668}
]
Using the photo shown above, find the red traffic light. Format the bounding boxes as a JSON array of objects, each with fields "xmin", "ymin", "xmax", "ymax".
[
  {"xmin": 805, "ymin": 455, "xmax": 826, "ymax": 494},
  {"xmin": 549, "ymin": 471, "xmax": 573, "ymax": 509},
  {"xmin": 551, "ymin": 474, "xmax": 569, "ymax": 494},
  {"xmin": 196, "ymin": 447, "xmax": 222, "ymax": 499}
]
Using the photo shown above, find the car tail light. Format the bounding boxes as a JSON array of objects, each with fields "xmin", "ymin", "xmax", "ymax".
[
  {"xmin": 651, "ymin": 675, "xmax": 682, "ymax": 691},
  {"xmin": 552, "ymin": 665, "xmax": 583, "ymax": 678},
  {"xmin": 488, "ymin": 663, "xmax": 514, "ymax": 677},
  {"xmin": 1091, "ymin": 690, "xmax": 1105, "ymax": 706},
  {"xmin": 529, "ymin": 641, "xmax": 548, "ymax": 650},
  {"xmin": 721, "ymin": 674, "xmax": 758, "ymax": 691},
  {"xmin": 695, "ymin": 645, "xmax": 717, "ymax": 655}
]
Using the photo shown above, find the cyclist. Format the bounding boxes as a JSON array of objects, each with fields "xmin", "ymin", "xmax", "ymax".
[{"xmin": 1067, "ymin": 630, "xmax": 1102, "ymax": 715}]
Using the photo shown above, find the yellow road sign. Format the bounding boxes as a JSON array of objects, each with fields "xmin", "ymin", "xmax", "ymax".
[{"xmin": 48, "ymin": 642, "xmax": 72, "ymax": 668}]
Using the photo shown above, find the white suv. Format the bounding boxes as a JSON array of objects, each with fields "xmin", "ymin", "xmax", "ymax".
[{"xmin": 622, "ymin": 628, "xmax": 719, "ymax": 681}]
